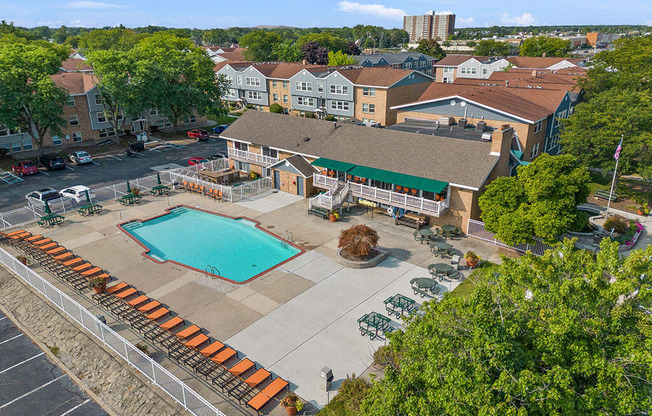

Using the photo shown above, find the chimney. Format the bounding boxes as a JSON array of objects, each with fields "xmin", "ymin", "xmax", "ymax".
[
  {"xmin": 532, "ymin": 70, "xmax": 537, "ymax": 77},
  {"xmin": 491, "ymin": 124, "xmax": 513, "ymax": 155},
  {"xmin": 302, "ymin": 59, "xmax": 307, "ymax": 65},
  {"xmin": 542, "ymin": 52, "xmax": 546, "ymax": 58},
  {"xmin": 505, "ymin": 80, "xmax": 509, "ymax": 87}
]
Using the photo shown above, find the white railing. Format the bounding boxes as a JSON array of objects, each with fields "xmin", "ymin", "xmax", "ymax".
[
  {"xmin": 313, "ymin": 173, "xmax": 338, "ymax": 189},
  {"xmin": 227, "ymin": 148, "xmax": 279, "ymax": 166},
  {"xmin": 466, "ymin": 219, "xmax": 551, "ymax": 256},
  {"xmin": 0, "ymin": 247, "xmax": 225, "ymax": 416},
  {"xmin": 349, "ymin": 182, "xmax": 448, "ymax": 217},
  {"xmin": 309, "ymin": 181, "xmax": 350, "ymax": 211}
]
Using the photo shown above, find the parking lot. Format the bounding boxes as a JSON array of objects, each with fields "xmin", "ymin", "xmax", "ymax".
[
  {"xmin": 0, "ymin": 136, "xmax": 227, "ymax": 211},
  {"xmin": 0, "ymin": 310, "xmax": 108, "ymax": 416}
]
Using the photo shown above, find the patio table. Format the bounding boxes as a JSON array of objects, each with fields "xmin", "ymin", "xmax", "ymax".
[
  {"xmin": 410, "ymin": 277, "xmax": 437, "ymax": 298},
  {"xmin": 78, "ymin": 203, "xmax": 102, "ymax": 216},
  {"xmin": 428, "ymin": 263, "xmax": 454, "ymax": 280},
  {"xmin": 149, "ymin": 185, "xmax": 171, "ymax": 196},
  {"xmin": 119, "ymin": 193, "xmax": 142, "ymax": 206},
  {"xmin": 430, "ymin": 241, "xmax": 453, "ymax": 258},
  {"xmin": 358, "ymin": 312, "xmax": 393, "ymax": 340},
  {"xmin": 441, "ymin": 225, "xmax": 459, "ymax": 239},
  {"xmin": 38, "ymin": 213, "xmax": 64, "ymax": 228},
  {"xmin": 384, "ymin": 294, "xmax": 417, "ymax": 317}
]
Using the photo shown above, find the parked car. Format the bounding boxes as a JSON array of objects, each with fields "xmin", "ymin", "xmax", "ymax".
[
  {"xmin": 68, "ymin": 151, "xmax": 93, "ymax": 165},
  {"xmin": 212, "ymin": 125, "xmax": 229, "ymax": 134},
  {"xmin": 26, "ymin": 188, "xmax": 62, "ymax": 208},
  {"xmin": 208, "ymin": 151, "xmax": 228, "ymax": 160},
  {"xmin": 38, "ymin": 154, "xmax": 66, "ymax": 171},
  {"xmin": 187, "ymin": 129, "xmax": 209, "ymax": 140},
  {"xmin": 59, "ymin": 185, "xmax": 95, "ymax": 203},
  {"xmin": 12, "ymin": 160, "xmax": 38, "ymax": 176},
  {"xmin": 188, "ymin": 157, "xmax": 209, "ymax": 166}
]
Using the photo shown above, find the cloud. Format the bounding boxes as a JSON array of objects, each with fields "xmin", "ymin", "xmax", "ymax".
[
  {"xmin": 499, "ymin": 12, "xmax": 536, "ymax": 26},
  {"xmin": 66, "ymin": 1, "xmax": 124, "ymax": 9},
  {"xmin": 336, "ymin": 1, "xmax": 405, "ymax": 19},
  {"xmin": 436, "ymin": 10, "xmax": 454, "ymax": 15},
  {"xmin": 457, "ymin": 16, "xmax": 475, "ymax": 26}
]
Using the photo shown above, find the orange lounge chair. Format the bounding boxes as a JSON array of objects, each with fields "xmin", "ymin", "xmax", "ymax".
[
  {"xmin": 185, "ymin": 333, "xmax": 209, "ymax": 349},
  {"xmin": 11, "ymin": 232, "xmax": 31, "ymax": 239},
  {"xmin": 146, "ymin": 308, "xmax": 170, "ymax": 321},
  {"xmin": 72, "ymin": 262, "xmax": 92, "ymax": 272},
  {"xmin": 160, "ymin": 316, "xmax": 183, "ymax": 330},
  {"xmin": 26, "ymin": 235, "xmax": 43, "ymax": 241},
  {"xmin": 62, "ymin": 257, "xmax": 83, "ymax": 266},
  {"xmin": 199, "ymin": 340, "xmax": 225, "ymax": 357},
  {"xmin": 6, "ymin": 229, "xmax": 26, "ymax": 236},
  {"xmin": 32, "ymin": 238, "xmax": 52, "ymax": 245},
  {"xmin": 228, "ymin": 358, "xmax": 255, "ymax": 377},
  {"xmin": 39, "ymin": 242, "xmax": 57, "ymax": 250},
  {"xmin": 103, "ymin": 282, "xmax": 128, "ymax": 295},
  {"xmin": 80, "ymin": 267, "xmax": 102, "ymax": 277},
  {"xmin": 115, "ymin": 287, "xmax": 137, "ymax": 299},
  {"xmin": 242, "ymin": 368, "xmax": 271, "ymax": 389},
  {"xmin": 138, "ymin": 300, "xmax": 161, "ymax": 313},
  {"xmin": 54, "ymin": 252, "xmax": 74, "ymax": 261},
  {"xmin": 127, "ymin": 295, "xmax": 149, "ymax": 307},
  {"xmin": 46, "ymin": 247, "xmax": 66, "ymax": 255},
  {"xmin": 247, "ymin": 377, "xmax": 290, "ymax": 414},
  {"xmin": 175, "ymin": 324, "xmax": 201, "ymax": 341},
  {"xmin": 211, "ymin": 347, "xmax": 237, "ymax": 364}
]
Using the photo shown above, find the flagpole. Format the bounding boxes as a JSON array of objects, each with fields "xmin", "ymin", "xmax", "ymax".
[{"xmin": 605, "ymin": 134, "xmax": 623, "ymax": 219}]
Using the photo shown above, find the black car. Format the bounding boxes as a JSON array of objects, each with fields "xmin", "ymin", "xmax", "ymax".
[{"xmin": 38, "ymin": 154, "xmax": 66, "ymax": 171}]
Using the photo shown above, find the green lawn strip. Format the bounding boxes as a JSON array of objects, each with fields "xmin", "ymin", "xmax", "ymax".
[{"xmin": 448, "ymin": 262, "xmax": 497, "ymax": 299}]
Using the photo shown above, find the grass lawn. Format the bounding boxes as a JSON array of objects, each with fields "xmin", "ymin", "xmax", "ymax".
[
  {"xmin": 587, "ymin": 171, "xmax": 652, "ymax": 212},
  {"xmin": 207, "ymin": 114, "xmax": 238, "ymax": 125},
  {"xmin": 448, "ymin": 262, "xmax": 498, "ymax": 299}
]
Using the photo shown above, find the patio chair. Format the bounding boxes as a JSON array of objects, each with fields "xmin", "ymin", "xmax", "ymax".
[
  {"xmin": 185, "ymin": 340, "xmax": 225, "ymax": 368},
  {"xmin": 247, "ymin": 377, "xmax": 290, "ymax": 415},
  {"xmin": 230, "ymin": 368, "xmax": 272, "ymax": 402},
  {"xmin": 144, "ymin": 316, "xmax": 184, "ymax": 341},
  {"xmin": 216, "ymin": 358, "xmax": 256, "ymax": 391},
  {"xmin": 92, "ymin": 281, "xmax": 128, "ymax": 302}
]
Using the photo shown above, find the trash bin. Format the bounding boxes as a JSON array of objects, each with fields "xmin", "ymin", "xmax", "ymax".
[{"xmin": 320, "ymin": 367, "xmax": 333, "ymax": 391}]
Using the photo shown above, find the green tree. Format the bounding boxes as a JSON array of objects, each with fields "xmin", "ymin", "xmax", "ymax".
[
  {"xmin": 327, "ymin": 50, "xmax": 356, "ymax": 66},
  {"xmin": 478, "ymin": 154, "xmax": 589, "ymax": 245},
  {"xmin": 52, "ymin": 26, "xmax": 69, "ymax": 44},
  {"xmin": 78, "ymin": 28, "xmax": 139, "ymax": 51},
  {"xmin": 415, "ymin": 39, "xmax": 446, "ymax": 60},
  {"xmin": 297, "ymin": 33, "xmax": 348, "ymax": 53},
  {"xmin": 474, "ymin": 39, "xmax": 510, "ymax": 56},
  {"xmin": 202, "ymin": 28, "xmax": 227, "ymax": 46},
  {"xmin": 131, "ymin": 33, "xmax": 227, "ymax": 134},
  {"xmin": 520, "ymin": 36, "xmax": 572, "ymax": 57},
  {"xmin": 274, "ymin": 40, "xmax": 303, "ymax": 62},
  {"xmin": 0, "ymin": 36, "xmax": 69, "ymax": 154},
  {"xmin": 239, "ymin": 31, "xmax": 282, "ymax": 61},
  {"xmin": 362, "ymin": 239, "xmax": 652, "ymax": 415},
  {"xmin": 0, "ymin": 21, "xmax": 32, "ymax": 39}
]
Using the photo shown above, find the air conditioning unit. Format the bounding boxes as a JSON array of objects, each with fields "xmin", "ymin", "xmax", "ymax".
[
  {"xmin": 439, "ymin": 116, "xmax": 453, "ymax": 126},
  {"xmin": 482, "ymin": 132, "xmax": 492, "ymax": 141}
]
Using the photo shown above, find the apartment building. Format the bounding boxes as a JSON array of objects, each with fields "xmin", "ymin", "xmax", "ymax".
[
  {"xmin": 352, "ymin": 52, "xmax": 437, "ymax": 76},
  {"xmin": 216, "ymin": 62, "xmax": 433, "ymax": 126},
  {"xmin": 220, "ymin": 110, "xmax": 513, "ymax": 233},
  {"xmin": 203, "ymin": 46, "xmax": 246, "ymax": 63},
  {"xmin": 403, "ymin": 11, "xmax": 455, "ymax": 42}
]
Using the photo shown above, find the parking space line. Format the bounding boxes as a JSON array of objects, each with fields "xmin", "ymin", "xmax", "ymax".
[
  {"xmin": 60, "ymin": 399, "xmax": 90, "ymax": 416},
  {"xmin": 65, "ymin": 166, "xmax": 75, "ymax": 171},
  {"xmin": 92, "ymin": 162, "xmax": 101, "ymax": 166},
  {"xmin": 39, "ymin": 171, "xmax": 50, "ymax": 176},
  {"xmin": 0, "ymin": 316, "xmax": 6, "ymax": 321},
  {"xmin": 0, "ymin": 333, "xmax": 23, "ymax": 345},
  {"xmin": 0, "ymin": 374, "xmax": 65, "ymax": 410},
  {"xmin": 0, "ymin": 352, "xmax": 44, "ymax": 375},
  {"xmin": 107, "ymin": 155, "xmax": 122, "ymax": 161},
  {"xmin": 150, "ymin": 149, "xmax": 161, "ymax": 153}
]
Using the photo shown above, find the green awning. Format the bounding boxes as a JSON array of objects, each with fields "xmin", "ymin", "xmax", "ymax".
[
  {"xmin": 311, "ymin": 158, "xmax": 356, "ymax": 172},
  {"xmin": 512, "ymin": 150, "xmax": 524, "ymax": 160},
  {"xmin": 348, "ymin": 165, "xmax": 448, "ymax": 194}
]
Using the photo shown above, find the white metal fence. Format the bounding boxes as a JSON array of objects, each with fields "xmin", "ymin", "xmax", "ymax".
[
  {"xmin": 0, "ymin": 247, "xmax": 225, "ymax": 416},
  {"xmin": 466, "ymin": 219, "xmax": 552, "ymax": 256}
]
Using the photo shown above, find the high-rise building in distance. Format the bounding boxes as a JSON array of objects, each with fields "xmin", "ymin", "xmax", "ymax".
[{"xmin": 403, "ymin": 11, "xmax": 455, "ymax": 42}]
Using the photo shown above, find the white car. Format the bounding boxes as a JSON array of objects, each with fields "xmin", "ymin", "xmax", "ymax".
[
  {"xmin": 25, "ymin": 188, "xmax": 62, "ymax": 208},
  {"xmin": 68, "ymin": 151, "xmax": 93, "ymax": 165},
  {"xmin": 59, "ymin": 185, "xmax": 95, "ymax": 203}
]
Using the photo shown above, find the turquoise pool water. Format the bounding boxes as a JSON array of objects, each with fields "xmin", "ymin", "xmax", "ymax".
[{"xmin": 121, "ymin": 206, "xmax": 301, "ymax": 283}]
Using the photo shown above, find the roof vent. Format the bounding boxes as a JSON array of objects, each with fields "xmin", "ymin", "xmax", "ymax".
[
  {"xmin": 303, "ymin": 137, "xmax": 310, "ymax": 142},
  {"xmin": 482, "ymin": 132, "xmax": 493, "ymax": 141}
]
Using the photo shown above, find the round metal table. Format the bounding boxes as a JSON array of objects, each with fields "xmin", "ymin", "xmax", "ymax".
[
  {"xmin": 413, "ymin": 277, "xmax": 436, "ymax": 289},
  {"xmin": 432, "ymin": 241, "xmax": 453, "ymax": 251},
  {"xmin": 418, "ymin": 228, "xmax": 434, "ymax": 237},
  {"xmin": 430, "ymin": 263, "xmax": 453, "ymax": 274},
  {"xmin": 441, "ymin": 225, "xmax": 457, "ymax": 233}
]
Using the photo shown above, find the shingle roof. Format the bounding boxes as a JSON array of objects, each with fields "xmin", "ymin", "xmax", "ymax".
[
  {"xmin": 271, "ymin": 154, "xmax": 320, "ymax": 177},
  {"xmin": 337, "ymin": 67, "xmax": 428, "ymax": 86},
  {"xmin": 353, "ymin": 52, "xmax": 436, "ymax": 65},
  {"xmin": 434, "ymin": 55, "xmax": 489, "ymax": 67},
  {"xmin": 453, "ymin": 68, "xmax": 585, "ymax": 93},
  {"xmin": 60, "ymin": 58, "xmax": 93, "ymax": 72},
  {"xmin": 506, "ymin": 56, "xmax": 585, "ymax": 69},
  {"xmin": 50, "ymin": 72, "xmax": 96, "ymax": 95},
  {"xmin": 222, "ymin": 110, "xmax": 499, "ymax": 189}
]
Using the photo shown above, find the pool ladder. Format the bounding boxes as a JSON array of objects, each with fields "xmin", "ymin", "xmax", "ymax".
[
  {"xmin": 205, "ymin": 264, "xmax": 220, "ymax": 278},
  {"xmin": 281, "ymin": 230, "xmax": 294, "ymax": 246}
]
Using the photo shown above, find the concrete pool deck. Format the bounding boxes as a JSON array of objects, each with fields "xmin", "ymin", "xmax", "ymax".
[{"xmin": 11, "ymin": 189, "xmax": 504, "ymax": 413}]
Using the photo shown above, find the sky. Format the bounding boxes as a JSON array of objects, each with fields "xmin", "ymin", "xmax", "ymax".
[{"xmin": 4, "ymin": 0, "xmax": 652, "ymax": 29}]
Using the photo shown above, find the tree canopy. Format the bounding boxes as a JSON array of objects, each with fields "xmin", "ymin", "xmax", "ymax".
[
  {"xmin": 362, "ymin": 239, "xmax": 652, "ymax": 416},
  {"xmin": 327, "ymin": 50, "xmax": 356, "ymax": 66},
  {"xmin": 474, "ymin": 39, "xmax": 510, "ymax": 57},
  {"xmin": 414, "ymin": 39, "xmax": 446, "ymax": 60},
  {"xmin": 479, "ymin": 154, "xmax": 589, "ymax": 245},
  {"xmin": 297, "ymin": 33, "xmax": 348, "ymax": 54},
  {"xmin": 302, "ymin": 41, "xmax": 328, "ymax": 65},
  {"xmin": 78, "ymin": 28, "xmax": 140, "ymax": 52},
  {"xmin": 520, "ymin": 36, "xmax": 572, "ymax": 57},
  {"xmin": 561, "ymin": 36, "xmax": 652, "ymax": 178},
  {"xmin": 239, "ymin": 31, "xmax": 283, "ymax": 61}
]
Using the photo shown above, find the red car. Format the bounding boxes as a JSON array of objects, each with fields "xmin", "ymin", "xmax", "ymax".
[
  {"xmin": 12, "ymin": 160, "xmax": 38, "ymax": 176},
  {"xmin": 186, "ymin": 129, "xmax": 209, "ymax": 140},
  {"xmin": 188, "ymin": 157, "xmax": 209, "ymax": 166}
]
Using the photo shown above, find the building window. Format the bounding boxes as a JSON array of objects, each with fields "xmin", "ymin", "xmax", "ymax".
[
  {"xmin": 283, "ymin": 95, "xmax": 288, "ymax": 103},
  {"xmin": 460, "ymin": 68, "xmax": 467, "ymax": 74},
  {"xmin": 72, "ymin": 132, "xmax": 82, "ymax": 142},
  {"xmin": 534, "ymin": 119, "xmax": 544, "ymax": 133},
  {"xmin": 283, "ymin": 81, "xmax": 288, "ymax": 88},
  {"xmin": 362, "ymin": 87, "xmax": 375, "ymax": 97},
  {"xmin": 329, "ymin": 84, "xmax": 348, "ymax": 95},
  {"xmin": 66, "ymin": 96, "xmax": 76, "ymax": 107},
  {"xmin": 22, "ymin": 138, "xmax": 32, "ymax": 151},
  {"xmin": 223, "ymin": 74, "xmax": 233, "ymax": 84},
  {"xmin": 11, "ymin": 142, "xmax": 22, "ymax": 152},
  {"xmin": 530, "ymin": 142, "xmax": 540, "ymax": 159},
  {"xmin": 94, "ymin": 94, "xmax": 102, "ymax": 105},
  {"xmin": 236, "ymin": 76, "xmax": 242, "ymax": 85},
  {"xmin": 297, "ymin": 96, "xmax": 314, "ymax": 106},
  {"xmin": 234, "ymin": 160, "xmax": 250, "ymax": 171},
  {"xmin": 330, "ymin": 100, "xmax": 349, "ymax": 111},
  {"xmin": 99, "ymin": 127, "xmax": 116, "ymax": 138},
  {"xmin": 404, "ymin": 62, "xmax": 412, "ymax": 69},
  {"xmin": 262, "ymin": 146, "xmax": 278, "ymax": 158},
  {"xmin": 245, "ymin": 77, "xmax": 260, "ymax": 87},
  {"xmin": 555, "ymin": 110, "xmax": 567, "ymax": 127},
  {"xmin": 318, "ymin": 83, "xmax": 324, "ymax": 93},
  {"xmin": 296, "ymin": 81, "xmax": 312, "ymax": 92},
  {"xmin": 0, "ymin": 126, "xmax": 6, "ymax": 136},
  {"xmin": 52, "ymin": 136, "xmax": 62, "ymax": 146},
  {"xmin": 150, "ymin": 108, "xmax": 158, "ymax": 116},
  {"xmin": 443, "ymin": 67, "xmax": 454, "ymax": 73},
  {"xmin": 97, "ymin": 112, "xmax": 106, "ymax": 123},
  {"xmin": 69, "ymin": 115, "xmax": 79, "ymax": 126},
  {"xmin": 471, "ymin": 68, "xmax": 477, "ymax": 74},
  {"xmin": 273, "ymin": 93, "xmax": 278, "ymax": 102},
  {"xmin": 482, "ymin": 68, "xmax": 488, "ymax": 75},
  {"xmin": 246, "ymin": 90, "xmax": 262, "ymax": 100},
  {"xmin": 234, "ymin": 141, "xmax": 248, "ymax": 151},
  {"xmin": 272, "ymin": 80, "xmax": 277, "ymax": 87},
  {"xmin": 362, "ymin": 103, "xmax": 375, "ymax": 113}
]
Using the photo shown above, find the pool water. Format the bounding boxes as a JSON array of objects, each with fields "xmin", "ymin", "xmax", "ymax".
[{"xmin": 121, "ymin": 206, "xmax": 301, "ymax": 283}]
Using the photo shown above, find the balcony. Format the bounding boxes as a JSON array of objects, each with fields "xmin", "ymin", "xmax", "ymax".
[
  {"xmin": 313, "ymin": 173, "xmax": 339, "ymax": 189},
  {"xmin": 227, "ymin": 148, "xmax": 279, "ymax": 167}
]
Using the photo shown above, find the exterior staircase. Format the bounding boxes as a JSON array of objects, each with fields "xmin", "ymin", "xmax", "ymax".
[{"xmin": 308, "ymin": 181, "xmax": 350, "ymax": 216}]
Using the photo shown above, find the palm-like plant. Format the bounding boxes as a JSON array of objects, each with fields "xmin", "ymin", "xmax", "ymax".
[{"xmin": 338, "ymin": 225, "xmax": 380, "ymax": 257}]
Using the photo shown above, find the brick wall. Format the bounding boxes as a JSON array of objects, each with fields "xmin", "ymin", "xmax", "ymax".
[
  {"xmin": 267, "ymin": 80, "xmax": 291, "ymax": 110},
  {"xmin": 384, "ymin": 82, "xmax": 432, "ymax": 126},
  {"xmin": 354, "ymin": 87, "xmax": 387, "ymax": 125}
]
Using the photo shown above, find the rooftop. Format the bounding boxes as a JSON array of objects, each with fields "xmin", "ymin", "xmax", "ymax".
[
  {"xmin": 387, "ymin": 120, "xmax": 495, "ymax": 142},
  {"xmin": 50, "ymin": 72, "xmax": 97, "ymax": 95},
  {"xmin": 60, "ymin": 58, "xmax": 93, "ymax": 72}
]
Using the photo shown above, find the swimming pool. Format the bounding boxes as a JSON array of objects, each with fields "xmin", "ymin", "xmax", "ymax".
[{"xmin": 119, "ymin": 206, "xmax": 302, "ymax": 284}]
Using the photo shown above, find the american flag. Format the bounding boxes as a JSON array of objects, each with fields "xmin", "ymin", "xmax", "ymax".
[{"xmin": 614, "ymin": 137, "xmax": 623, "ymax": 160}]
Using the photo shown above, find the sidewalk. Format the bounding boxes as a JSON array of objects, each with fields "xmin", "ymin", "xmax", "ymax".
[{"xmin": 579, "ymin": 203, "xmax": 650, "ymax": 251}]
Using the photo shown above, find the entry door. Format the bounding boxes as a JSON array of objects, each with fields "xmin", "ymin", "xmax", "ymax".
[
  {"xmin": 273, "ymin": 171, "xmax": 281, "ymax": 189},
  {"xmin": 297, "ymin": 176, "xmax": 304, "ymax": 196}
]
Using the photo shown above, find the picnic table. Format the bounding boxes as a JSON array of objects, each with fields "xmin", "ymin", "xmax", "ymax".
[
  {"xmin": 383, "ymin": 294, "xmax": 417, "ymax": 317},
  {"xmin": 77, "ymin": 203, "xmax": 102, "ymax": 216},
  {"xmin": 149, "ymin": 185, "xmax": 171, "ymax": 196},
  {"xmin": 357, "ymin": 312, "xmax": 394, "ymax": 340},
  {"xmin": 430, "ymin": 241, "xmax": 453, "ymax": 258},
  {"xmin": 119, "ymin": 193, "xmax": 142, "ymax": 206},
  {"xmin": 441, "ymin": 225, "xmax": 459, "ymax": 239},
  {"xmin": 38, "ymin": 213, "xmax": 64, "ymax": 228},
  {"xmin": 410, "ymin": 277, "xmax": 439, "ymax": 298},
  {"xmin": 428, "ymin": 263, "xmax": 454, "ymax": 280}
]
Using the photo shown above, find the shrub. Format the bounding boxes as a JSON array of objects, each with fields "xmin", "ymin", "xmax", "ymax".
[
  {"xmin": 604, "ymin": 216, "xmax": 628, "ymax": 234},
  {"xmin": 324, "ymin": 115, "xmax": 336, "ymax": 121},
  {"xmin": 269, "ymin": 103, "xmax": 283, "ymax": 114},
  {"xmin": 0, "ymin": 148, "xmax": 8, "ymax": 156},
  {"xmin": 335, "ymin": 375, "xmax": 370, "ymax": 411},
  {"xmin": 338, "ymin": 225, "xmax": 379, "ymax": 257},
  {"xmin": 373, "ymin": 345, "xmax": 400, "ymax": 371},
  {"xmin": 569, "ymin": 210, "xmax": 589, "ymax": 232},
  {"xmin": 305, "ymin": 111, "xmax": 315, "ymax": 118}
]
